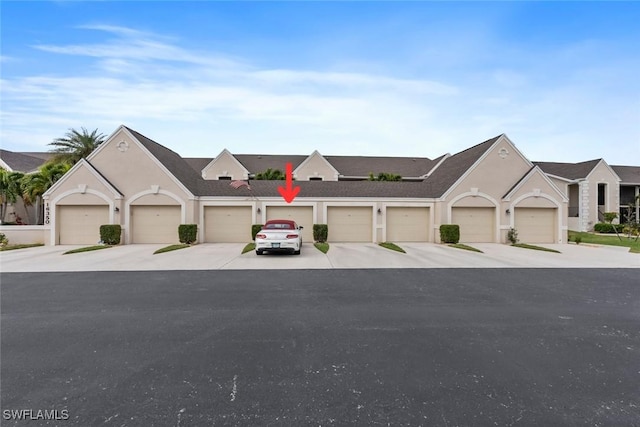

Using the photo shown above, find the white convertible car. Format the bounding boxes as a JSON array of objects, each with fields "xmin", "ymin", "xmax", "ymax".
[{"xmin": 255, "ymin": 219, "xmax": 303, "ymax": 255}]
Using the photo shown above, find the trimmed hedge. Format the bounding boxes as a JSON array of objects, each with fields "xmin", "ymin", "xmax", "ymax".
[
  {"xmin": 178, "ymin": 224, "xmax": 197, "ymax": 244},
  {"xmin": 99, "ymin": 225, "xmax": 122, "ymax": 245},
  {"xmin": 251, "ymin": 224, "xmax": 263, "ymax": 240},
  {"xmin": 439, "ymin": 224, "xmax": 460, "ymax": 244},
  {"xmin": 313, "ymin": 224, "xmax": 328, "ymax": 242},
  {"xmin": 594, "ymin": 223, "xmax": 624, "ymax": 233}
]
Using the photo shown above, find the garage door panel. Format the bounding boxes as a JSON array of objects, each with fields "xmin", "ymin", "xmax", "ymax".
[
  {"xmin": 266, "ymin": 206, "xmax": 313, "ymax": 242},
  {"xmin": 58, "ymin": 205, "xmax": 109, "ymax": 245},
  {"xmin": 515, "ymin": 208, "xmax": 556, "ymax": 243},
  {"xmin": 451, "ymin": 207, "xmax": 495, "ymax": 243},
  {"xmin": 204, "ymin": 206, "xmax": 252, "ymax": 243},
  {"xmin": 131, "ymin": 205, "xmax": 181, "ymax": 244},
  {"xmin": 386, "ymin": 207, "xmax": 430, "ymax": 242},
  {"xmin": 327, "ymin": 207, "xmax": 373, "ymax": 242}
]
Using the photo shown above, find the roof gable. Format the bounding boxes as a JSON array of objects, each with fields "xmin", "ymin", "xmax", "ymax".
[
  {"xmin": 43, "ymin": 159, "xmax": 123, "ymax": 199},
  {"xmin": 123, "ymin": 127, "xmax": 201, "ymax": 195},
  {"xmin": 503, "ymin": 165, "xmax": 568, "ymax": 202},
  {"xmin": 294, "ymin": 150, "xmax": 340, "ymax": 180},
  {"xmin": 202, "ymin": 149, "xmax": 250, "ymax": 179},
  {"xmin": 423, "ymin": 135, "xmax": 502, "ymax": 198}
]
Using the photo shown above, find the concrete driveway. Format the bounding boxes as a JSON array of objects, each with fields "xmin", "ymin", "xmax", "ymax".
[{"xmin": 0, "ymin": 242, "xmax": 638, "ymax": 272}]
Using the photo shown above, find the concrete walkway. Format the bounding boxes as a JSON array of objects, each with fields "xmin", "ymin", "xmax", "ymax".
[{"xmin": 1, "ymin": 242, "xmax": 638, "ymax": 272}]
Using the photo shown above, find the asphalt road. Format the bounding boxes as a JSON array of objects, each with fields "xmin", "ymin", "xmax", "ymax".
[{"xmin": 1, "ymin": 269, "xmax": 639, "ymax": 426}]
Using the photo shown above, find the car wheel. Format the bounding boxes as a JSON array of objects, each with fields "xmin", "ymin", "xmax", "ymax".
[{"xmin": 256, "ymin": 250, "xmax": 263, "ymax": 255}]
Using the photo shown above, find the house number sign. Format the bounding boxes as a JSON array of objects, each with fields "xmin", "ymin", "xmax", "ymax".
[{"xmin": 44, "ymin": 203, "xmax": 50, "ymax": 225}]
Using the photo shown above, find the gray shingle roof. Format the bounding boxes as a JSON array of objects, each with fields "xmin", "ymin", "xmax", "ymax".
[
  {"xmin": 612, "ymin": 165, "xmax": 640, "ymax": 184},
  {"xmin": 125, "ymin": 127, "xmax": 202, "ymax": 195},
  {"xmin": 421, "ymin": 135, "xmax": 502, "ymax": 197},
  {"xmin": 325, "ymin": 155, "xmax": 435, "ymax": 177},
  {"xmin": 234, "ymin": 155, "xmax": 308, "ymax": 174},
  {"xmin": 533, "ymin": 159, "xmax": 601, "ymax": 180},
  {"xmin": 0, "ymin": 149, "xmax": 49, "ymax": 172},
  {"xmin": 197, "ymin": 179, "xmax": 430, "ymax": 198},
  {"xmin": 16, "ymin": 152, "xmax": 54, "ymax": 161},
  {"xmin": 184, "ymin": 157, "xmax": 213, "ymax": 174}
]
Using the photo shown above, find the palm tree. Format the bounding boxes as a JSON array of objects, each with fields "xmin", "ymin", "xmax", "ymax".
[
  {"xmin": 368, "ymin": 172, "xmax": 402, "ymax": 181},
  {"xmin": 0, "ymin": 169, "xmax": 25, "ymax": 223},
  {"xmin": 48, "ymin": 127, "xmax": 106, "ymax": 164},
  {"xmin": 254, "ymin": 168, "xmax": 285, "ymax": 180},
  {"xmin": 21, "ymin": 161, "xmax": 71, "ymax": 224}
]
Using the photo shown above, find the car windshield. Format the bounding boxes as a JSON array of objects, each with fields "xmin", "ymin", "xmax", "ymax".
[{"xmin": 264, "ymin": 223, "xmax": 294, "ymax": 229}]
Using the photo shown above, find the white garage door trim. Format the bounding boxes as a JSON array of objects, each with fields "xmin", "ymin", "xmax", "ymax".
[
  {"xmin": 130, "ymin": 205, "xmax": 182, "ymax": 244},
  {"xmin": 204, "ymin": 206, "xmax": 253, "ymax": 243},
  {"xmin": 326, "ymin": 206, "xmax": 374, "ymax": 242},
  {"xmin": 514, "ymin": 207, "xmax": 557, "ymax": 243},
  {"xmin": 451, "ymin": 207, "xmax": 496, "ymax": 243},
  {"xmin": 385, "ymin": 207, "xmax": 430, "ymax": 242},
  {"xmin": 58, "ymin": 205, "xmax": 110, "ymax": 245},
  {"xmin": 265, "ymin": 205, "xmax": 314, "ymax": 242}
]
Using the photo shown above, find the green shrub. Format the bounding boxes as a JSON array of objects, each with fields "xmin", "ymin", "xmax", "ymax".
[
  {"xmin": 313, "ymin": 224, "xmax": 328, "ymax": 242},
  {"xmin": 99, "ymin": 225, "xmax": 121, "ymax": 245},
  {"xmin": 603, "ymin": 212, "xmax": 618, "ymax": 224},
  {"xmin": 178, "ymin": 224, "xmax": 197, "ymax": 244},
  {"xmin": 251, "ymin": 224, "xmax": 264, "ymax": 240},
  {"xmin": 594, "ymin": 223, "xmax": 623, "ymax": 233},
  {"xmin": 507, "ymin": 227, "xmax": 519, "ymax": 244},
  {"xmin": 440, "ymin": 224, "xmax": 460, "ymax": 244},
  {"xmin": 0, "ymin": 233, "xmax": 8, "ymax": 247},
  {"xmin": 574, "ymin": 235, "xmax": 582, "ymax": 245}
]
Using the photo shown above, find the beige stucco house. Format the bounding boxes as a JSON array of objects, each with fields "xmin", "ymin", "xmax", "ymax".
[
  {"xmin": 35, "ymin": 125, "xmax": 580, "ymax": 246},
  {"xmin": 534, "ymin": 159, "xmax": 631, "ymax": 231}
]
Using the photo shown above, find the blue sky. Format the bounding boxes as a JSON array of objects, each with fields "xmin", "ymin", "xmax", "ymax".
[{"xmin": 1, "ymin": 1, "xmax": 639, "ymax": 164}]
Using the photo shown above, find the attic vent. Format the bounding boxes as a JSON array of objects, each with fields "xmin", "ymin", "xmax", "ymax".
[
  {"xmin": 258, "ymin": 156, "xmax": 262, "ymax": 159},
  {"xmin": 412, "ymin": 159, "xmax": 416, "ymax": 161}
]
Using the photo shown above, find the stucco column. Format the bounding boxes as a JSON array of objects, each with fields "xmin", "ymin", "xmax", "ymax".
[
  {"xmin": 579, "ymin": 181, "xmax": 590, "ymax": 231},
  {"xmin": 635, "ymin": 185, "xmax": 640, "ymax": 222}
]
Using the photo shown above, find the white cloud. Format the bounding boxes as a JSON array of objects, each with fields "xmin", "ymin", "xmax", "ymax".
[{"xmin": 2, "ymin": 24, "xmax": 639, "ymax": 165}]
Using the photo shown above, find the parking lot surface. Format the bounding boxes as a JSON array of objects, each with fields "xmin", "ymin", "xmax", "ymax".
[
  {"xmin": 1, "ymin": 269, "xmax": 638, "ymax": 425},
  {"xmin": 0, "ymin": 242, "xmax": 637, "ymax": 272}
]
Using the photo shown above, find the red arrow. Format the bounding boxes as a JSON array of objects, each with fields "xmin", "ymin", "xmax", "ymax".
[{"xmin": 278, "ymin": 162, "xmax": 300, "ymax": 203}]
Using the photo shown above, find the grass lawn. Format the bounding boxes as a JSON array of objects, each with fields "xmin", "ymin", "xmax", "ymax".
[
  {"xmin": 0, "ymin": 243, "xmax": 44, "ymax": 251},
  {"xmin": 378, "ymin": 242, "xmax": 406, "ymax": 253},
  {"xmin": 242, "ymin": 243, "xmax": 255, "ymax": 254},
  {"xmin": 63, "ymin": 245, "xmax": 113, "ymax": 255},
  {"xmin": 448, "ymin": 243, "xmax": 483, "ymax": 253},
  {"xmin": 153, "ymin": 244, "xmax": 191, "ymax": 254},
  {"xmin": 512, "ymin": 243, "xmax": 561, "ymax": 253},
  {"xmin": 314, "ymin": 242, "xmax": 330, "ymax": 253},
  {"xmin": 569, "ymin": 231, "xmax": 640, "ymax": 254}
]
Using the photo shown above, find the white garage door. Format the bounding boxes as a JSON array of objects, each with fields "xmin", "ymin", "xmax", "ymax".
[
  {"xmin": 58, "ymin": 205, "xmax": 109, "ymax": 245},
  {"xmin": 131, "ymin": 205, "xmax": 181, "ymax": 244},
  {"xmin": 451, "ymin": 207, "xmax": 495, "ymax": 243},
  {"xmin": 515, "ymin": 208, "xmax": 556, "ymax": 243},
  {"xmin": 266, "ymin": 206, "xmax": 313, "ymax": 242},
  {"xmin": 204, "ymin": 206, "xmax": 252, "ymax": 243},
  {"xmin": 386, "ymin": 207, "xmax": 430, "ymax": 242},
  {"xmin": 327, "ymin": 206, "xmax": 373, "ymax": 242}
]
